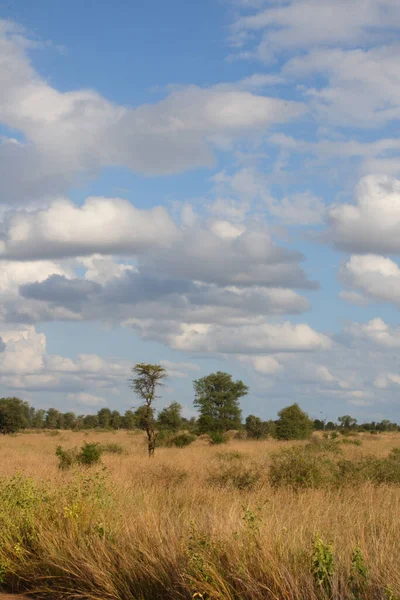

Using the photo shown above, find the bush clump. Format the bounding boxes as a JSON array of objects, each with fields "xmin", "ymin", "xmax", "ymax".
[
  {"xmin": 269, "ymin": 446, "xmax": 339, "ymax": 490},
  {"xmin": 208, "ymin": 431, "xmax": 228, "ymax": 445},
  {"xmin": 56, "ymin": 442, "xmax": 103, "ymax": 469},
  {"xmin": 100, "ymin": 442, "xmax": 125, "ymax": 454},
  {"xmin": 168, "ymin": 433, "xmax": 196, "ymax": 448},
  {"xmin": 209, "ymin": 460, "xmax": 262, "ymax": 491}
]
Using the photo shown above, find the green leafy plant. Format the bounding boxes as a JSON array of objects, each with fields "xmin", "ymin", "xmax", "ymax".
[
  {"xmin": 349, "ymin": 545, "xmax": 368, "ymax": 598},
  {"xmin": 312, "ymin": 534, "xmax": 335, "ymax": 596},
  {"xmin": 208, "ymin": 431, "xmax": 227, "ymax": 445}
]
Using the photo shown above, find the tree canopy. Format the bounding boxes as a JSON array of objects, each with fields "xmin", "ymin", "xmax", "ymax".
[
  {"xmin": 193, "ymin": 371, "xmax": 248, "ymax": 433},
  {"xmin": 276, "ymin": 403, "xmax": 313, "ymax": 440}
]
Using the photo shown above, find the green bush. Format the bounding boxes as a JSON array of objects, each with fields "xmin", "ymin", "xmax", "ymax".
[
  {"xmin": 168, "ymin": 433, "xmax": 196, "ymax": 448},
  {"xmin": 208, "ymin": 431, "xmax": 228, "ymax": 445},
  {"xmin": 306, "ymin": 435, "xmax": 343, "ymax": 454},
  {"xmin": 209, "ymin": 461, "xmax": 262, "ymax": 491},
  {"xmin": 56, "ymin": 442, "xmax": 103, "ymax": 469},
  {"xmin": 78, "ymin": 442, "xmax": 103, "ymax": 465},
  {"xmin": 342, "ymin": 438, "xmax": 362, "ymax": 446},
  {"xmin": 269, "ymin": 446, "xmax": 339, "ymax": 490},
  {"xmin": 56, "ymin": 445, "xmax": 80, "ymax": 470},
  {"xmin": 100, "ymin": 442, "xmax": 125, "ymax": 454}
]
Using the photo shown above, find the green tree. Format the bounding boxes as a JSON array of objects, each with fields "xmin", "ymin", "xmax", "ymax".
[
  {"xmin": 0, "ymin": 397, "xmax": 29, "ymax": 434},
  {"xmin": 130, "ymin": 363, "xmax": 167, "ymax": 457},
  {"xmin": 63, "ymin": 412, "xmax": 76, "ymax": 430},
  {"xmin": 157, "ymin": 402, "xmax": 182, "ymax": 432},
  {"xmin": 193, "ymin": 371, "xmax": 248, "ymax": 433},
  {"xmin": 83, "ymin": 414, "xmax": 98, "ymax": 429},
  {"xmin": 45, "ymin": 408, "xmax": 61, "ymax": 430},
  {"xmin": 122, "ymin": 409, "xmax": 136, "ymax": 430},
  {"xmin": 245, "ymin": 415, "xmax": 266, "ymax": 439},
  {"xmin": 32, "ymin": 408, "xmax": 46, "ymax": 429},
  {"xmin": 338, "ymin": 415, "xmax": 357, "ymax": 429},
  {"xmin": 97, "ymin": 408, "xmax": 112, "ymax": 429},
  {"xmin": 110, "ymin": 410, "xmax": 121, "ymax": 430},
  {"xmin": 276, "ymin": 403, "xmax": 313, "ymax": 440}
]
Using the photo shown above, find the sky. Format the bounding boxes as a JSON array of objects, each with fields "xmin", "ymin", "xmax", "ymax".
[{"xmin": 1, "ymin": 0, "xmax": 400, "ymax": 423}]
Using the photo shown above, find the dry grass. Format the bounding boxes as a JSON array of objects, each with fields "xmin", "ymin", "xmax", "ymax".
[{"xmin": 0, "ymin": 430, "xmax": 400, "ymax": 599}]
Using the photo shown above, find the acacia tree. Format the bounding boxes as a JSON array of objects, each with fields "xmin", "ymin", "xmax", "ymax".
[
  {"xmin": 129, "ymin": 363, "xmax": 167, "ymax": 456},
  {"xmin": 193, "ymin": 371, "xmax": 248, "ymax": 433}
]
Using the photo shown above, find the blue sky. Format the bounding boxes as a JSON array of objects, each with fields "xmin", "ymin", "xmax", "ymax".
[{"xmin": 1, "ymin": 0, "xmax": 400, "ymax": 423}]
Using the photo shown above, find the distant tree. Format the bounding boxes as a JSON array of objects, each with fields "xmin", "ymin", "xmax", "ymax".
[
  {"xmin": 313, "ymin": 419, "xmax": 325, "ymax": 431},
  {"xmin": 110, "ymin": 410, "xmax": 121, "ymax": 430},
  {"xmin": 325, "ymin": 421, "xmax": 336, "ymax": 431},
  {"xmin": 122, "ymin": 409, "xmax": 136, "ymax": 430},
  {"xmin": 130, "ymin": 363, "xmax": 167, "ymax": 457},
  {"xmin": 32, "ymin": 408, "xmax": 46, "ymax": 429},
  {"xmin": 83, "ymin": 414, "xmax": 98, "ymax": 429},
  {"xmin": 0, "ymin": 397, "xmax": 29, "ymax": 434},
  {"xmin": 276, "ymin": 403, "xmax": 313, "ymax": 440},
  {"xmin": 245, "ymin": 415, "xmax": 268, "ymax": 439},
  {"xmin": 338, "ymin": 415, "xmax": 357, "ymax": 429},
  {"xmin": 158, "ymin": 402, "xmax": 182, "ymax": 432},
  {"xmin": 193, "ymin": 371, "xmax": 248, "ymax": 433},
  {"xmin": 97, "ymin": 408, "xmax": 112, "ymax": 429},
  {"xmin": 63, "ymin": 412, "xmax": 76, "ymax": 430},
  {"xmin": 45, "ymin": 408, "xmax": 61, "ymax": 430}
]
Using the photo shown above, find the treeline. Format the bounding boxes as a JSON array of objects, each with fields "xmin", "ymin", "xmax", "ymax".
[{"xmin": 0, "ymin": 395, "xmax": 398, "ymax": 438}]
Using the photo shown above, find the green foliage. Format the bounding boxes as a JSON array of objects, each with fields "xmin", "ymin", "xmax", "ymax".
[
  {"xmin": 306, "ymin": 435, "xmax": 343, "ymax": 454},
  {"xmin": 157, "ymin": 402, "xmax": 182, "ymax": 432},
  {"xmin": 269, "ymin": 446, "xmax": 339, "ymax": 490},
  {"xmin": 56, "ymin": 442, "xmax": 103, "ymax": 469},
  {"xmin": 100, "ymin": 442, "xmax": 125, "ymax": 454},
  {"xmin": 79, "ymin": 442, "xmax": 103, "ymax": 465},
  {"xmin": 349, "ymin": 545, "xmax": 368, "ymax": 598},
  {"xmin": 193, "ymin": 371, "xmax": 248, "ymax": 433},
  {"xmin": 208, "ymin": 431, "xmax": 228, "ymax": 445},
  {"xmin": 97, "ymin": 408, "xmax": 112, "ymax": 429},
  {"xmin": 312, "ymin": 534, "xmax": 335, "ymax": 595},
  {"xmin": 168, "ymin": 433, "xmax": 196, "ymax": 448},
  {"xmin": 343, "ymin": 438, "xmax": 362, "ymax": 446},
  {"xmin": 0, "ymin": 397, "xmax": 29, "ymax": 434},
  {"xmin": 338, "ymin": 415, "xmax": 358, "ymax": 429},
  {"xmin": 275, "ymin": 403, "xmax": 313, "ymax": 440},
  {"xmin": 245, "ymin": 414, "xmax": 271, "ymax": 439},
  {"xmin": 209, "ymin": 460, "xmax": 262, "ymax": 491}
]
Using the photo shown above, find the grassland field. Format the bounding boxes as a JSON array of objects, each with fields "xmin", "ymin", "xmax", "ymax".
[{"xmin": 0, "ymin": 429, "xmax": 400, "ymax": 600}]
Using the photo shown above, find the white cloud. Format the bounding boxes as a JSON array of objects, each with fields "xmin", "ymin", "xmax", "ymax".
[
  {"xmin": 233, "ymin": 0, "xmax": 400, "ymax": 58},
  {"xmin": 0, "ymin": 20, "xmax": 305, "ymax": 203},
  {"xmin": 0, "ymin": 197, "xmax": 178, "ymax": 259},
  {"xmin": 340, "ymin": 254, "xmax": 400, "ymax": 307},
  {"xmin": 328, "ymin": 175, "xmax": 400, "ymax": 254},
  {"xmin": 347, "ymin": 318, "xmax": 400, "ymax": 348},
  {"xmin": 165, "ymin": 321, "xmax": 331, "ymax": 354},
  {"xmin": 67, "ymin": 392, "xmax": 106, "ymax": 407}
]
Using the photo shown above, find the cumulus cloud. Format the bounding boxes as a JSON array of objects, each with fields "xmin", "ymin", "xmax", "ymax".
[
  {"xmin": 158, "ymin": 321, "xmax": 331, "ymax": 354},
  {"xmin": 232, "ymin": 0, "xmax": 400, "ymax": 57},
  {"xmin": 0, "ymin": 20, "xmax": 304, "ymax": 203},
  {"xmin": 328, "ymin": 175, "xmax": 400, "ymax": 253},
  {"xmin": 340, "ymin": 254, "xmax": 400, "ymax": 307},
  {"xmin": 347, "ymin": 318, "xmax": 400, "ymax": 348},
  {"xmin": 67, "ymin": 392, "xmax": 106, "ymax": 407}
]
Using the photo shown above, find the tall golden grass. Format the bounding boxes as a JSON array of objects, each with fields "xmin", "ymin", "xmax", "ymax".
[{"xmin": 0, "ymin": 430, "xmax": 400, "ymax": 599}]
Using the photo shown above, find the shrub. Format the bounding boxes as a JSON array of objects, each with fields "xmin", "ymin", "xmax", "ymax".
[
  {"xmin": 79, "ymin": 442, "xmax": 103, "ymax": 465},
  {"xmin": 56, "ymin": 442, "xmax": 103, "ymax": 469},
  {"xmin": 209, "ymin": 461, "xmax": 262, "ymax": 491},
  {"xmin": 100, "ymin": 442, "xmax": 125, "ymax": 454},
  {"xmin": 312, "ymin": 534, "xmax": 335, "ymax": 595},
  {"xmin": 168, "ymin": 433, "xmax": 196, "ymax": 448},
  {"xmin": 208, "ymin": 431, "xmax": 228, "ymax": 445},
  {"xmin": 56, "ymin": 445, "xmax": 80, "ymax": 470},
  {"xmin": 306, "ymin": 435, "xmax": 343, "ymax": 454},
  {"xmin": 342, "ymin": 438, "xmax": 362, "ymax": 446},
  {"xmin": 269, "ymin": 446, "xmax": 339, "ymax": 490},
  {"xmin": 275, "ymin": 403, "xmax": 313, "ymax": 440}
]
